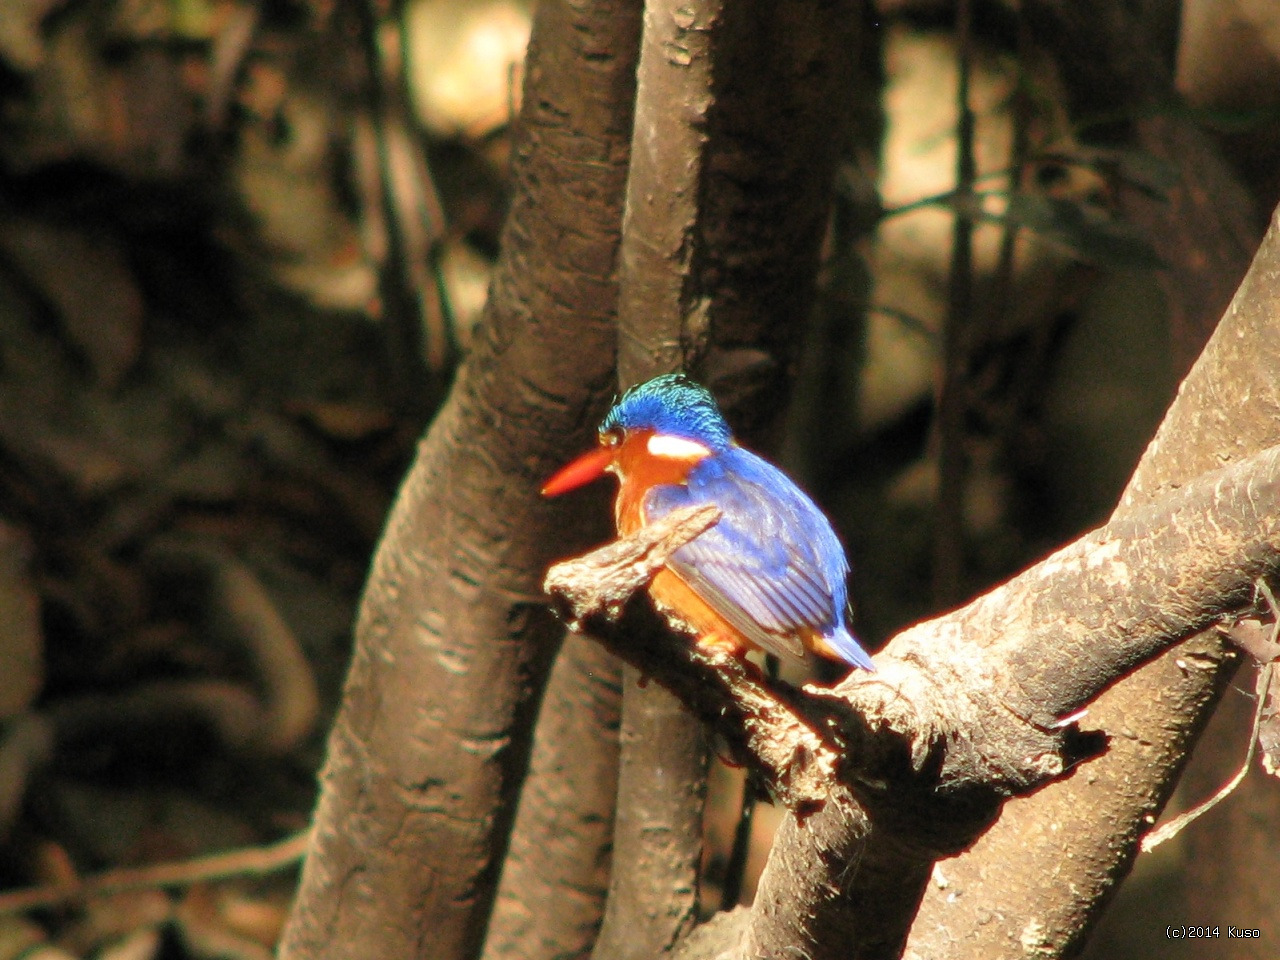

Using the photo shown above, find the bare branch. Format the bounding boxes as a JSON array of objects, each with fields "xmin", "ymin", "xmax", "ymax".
[
  {"xmin": 553, "ymin": 445, "xmax": 1280, "ymax": 803},
  {"xmin": 753, "ymin": 442, "xmax": 1280, "ymax": 958}
]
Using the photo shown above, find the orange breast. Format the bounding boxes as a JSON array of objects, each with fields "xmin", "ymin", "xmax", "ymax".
[{"xmin": 611, "ymin": 432, "xmax": 752, "ymax": 656}]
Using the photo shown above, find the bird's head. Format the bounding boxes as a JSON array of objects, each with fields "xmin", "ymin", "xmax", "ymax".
[{"xmin": 542, "ymin": 373, "xmax": 732, "ymax": 496}]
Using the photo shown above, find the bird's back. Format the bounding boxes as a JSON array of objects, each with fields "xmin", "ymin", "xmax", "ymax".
[{"xmin": 641, "ymin": 447, "xmax": 873, "ymax": 670}]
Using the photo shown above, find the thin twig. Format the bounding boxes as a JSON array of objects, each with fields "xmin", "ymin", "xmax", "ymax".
[
  {"xmin": 1139, "ymin": 661, "xmax": 1271, "ymax": 853},
  {"xmin": 879, "ymin": 181, "xmax": 1012, "ymax": 220},
  {"xmin": 988, "ymin": 5, "xmax": 1031, "ymax": 355},
  {"xmin": 0, "ymin": 830, "xmax": 311, "ymax": 915}
]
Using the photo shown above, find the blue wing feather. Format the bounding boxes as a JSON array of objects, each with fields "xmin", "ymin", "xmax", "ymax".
[{"xmin": 643, "ymin": 447, "xmax": 874, "ymax": 670}]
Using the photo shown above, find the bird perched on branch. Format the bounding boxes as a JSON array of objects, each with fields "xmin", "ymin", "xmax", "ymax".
[{"xmin": 542, "ymin": 373, "xmax": 875, "ymax": 673}]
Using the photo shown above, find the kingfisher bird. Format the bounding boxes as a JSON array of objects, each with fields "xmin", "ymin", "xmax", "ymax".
[{"xmin": 542, "ymin": 373, "xmax": 875, "ymax": 672}]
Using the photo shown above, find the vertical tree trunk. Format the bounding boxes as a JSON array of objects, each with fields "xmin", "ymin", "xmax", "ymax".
[
  {"xmin": 483, "ymin": 635, "xmax": 623, "ymax": 960},
  {"xmin": 594, "ymin": 5, "xmax": 724, "ymax": 957},
  {"xmin": 594, "ymin": 2, "xmax": 867, "ymax": 958},
  {"xmin": 277, "ymin": 3, "xmax": 643, "ymax": 958}
]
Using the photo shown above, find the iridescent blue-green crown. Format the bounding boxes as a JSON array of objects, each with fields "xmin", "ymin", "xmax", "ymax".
[{"xmin": 601, "ymin": 373, "xmax": 732, "ymax": 451}]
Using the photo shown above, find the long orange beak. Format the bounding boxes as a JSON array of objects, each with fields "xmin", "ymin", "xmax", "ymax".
[{"xmin": 541, "ymin": 445, "xmax": 615, "ymax": 497}]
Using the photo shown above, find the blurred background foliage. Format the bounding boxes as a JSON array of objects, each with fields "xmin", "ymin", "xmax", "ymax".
[{"xmin": 0, "ymin": 0, "xmax": 1276, "ymax": 957}]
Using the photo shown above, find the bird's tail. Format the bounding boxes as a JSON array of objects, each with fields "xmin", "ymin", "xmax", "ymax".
[{"xmin": 825, "ymin": 626, "xmax": 876, "ymax": 672}]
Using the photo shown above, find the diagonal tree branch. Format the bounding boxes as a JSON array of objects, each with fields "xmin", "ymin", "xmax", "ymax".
[
  {"xmin": 551, "ymin": 445, "xmax": 1280, "ymax": 809},
  {"xmin": 941, "ymin": 10, "xmax": 1271, "ymax": 953},
  {"xmin": 906, "ymin": 196, "xmax": 1280, "ymax": 959}
]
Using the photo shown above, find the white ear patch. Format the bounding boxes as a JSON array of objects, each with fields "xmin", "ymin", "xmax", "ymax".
[{"xmin": 646, "ymin": 434, "xmax": 712, "ymax": 461}]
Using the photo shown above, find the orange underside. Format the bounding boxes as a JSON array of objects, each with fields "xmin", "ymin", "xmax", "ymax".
[{"xmin": 648, "ymin": 567, "xmax": 751, "ymax": 656}]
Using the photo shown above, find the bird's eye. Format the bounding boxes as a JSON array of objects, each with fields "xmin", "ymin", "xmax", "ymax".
[{"xmin": 601, "ymin": 429, "xmax": 622, "ymax": 448}]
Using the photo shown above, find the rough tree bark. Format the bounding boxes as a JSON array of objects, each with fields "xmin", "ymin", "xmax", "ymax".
[
  {"xmin": 593, "ymin": 5, "xmax": 724, "ymax": 956},
  {"xmin": 902, "ymin": 204, "xmax": 1280, "ymax": 958},
  {"xmin": 1035, "ymin": 1, "xmax": 1280, "ymax": 951},
  {"xmin": 545, "ymin": 375, "xmax": 1280, "ymax": 960},
  {"xmin": 277, "ymin": 3, "xmax": 642, "ymax": 959},
  {"xmin": 482, "ymin": 1, "xmax": 1274, "ymax": 954},
  {"xmin": 285, "ymin": 0, "xmax": 866, "ymax": 956},
  {"xmin": 281, "ymin": 1, "xmax": 1280, "ymax": 958},
  {"xmin": 482, "ymin": 633, "xmax": 624, "ymax": 960}
]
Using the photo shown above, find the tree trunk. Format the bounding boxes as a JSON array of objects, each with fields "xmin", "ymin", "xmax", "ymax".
[{"xmin": 277, "ymin": 3, "xmax": 643, "ymax": 958}]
